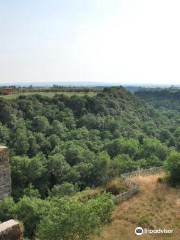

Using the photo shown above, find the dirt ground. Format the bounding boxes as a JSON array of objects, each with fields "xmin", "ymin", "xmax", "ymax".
[{"xmin": 96, "ymin": 173, "xmax": 180, "ymax": 240}]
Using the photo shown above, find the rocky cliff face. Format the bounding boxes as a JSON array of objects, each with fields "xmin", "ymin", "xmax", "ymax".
[{"xmin": 0, "ymin": 146, "xmax": 11, "ymax": 200}]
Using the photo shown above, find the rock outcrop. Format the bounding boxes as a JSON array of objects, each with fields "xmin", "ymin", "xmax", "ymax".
[{"xmin": 0, "ymin": 220, "xmax": 22, "ymax": 240}]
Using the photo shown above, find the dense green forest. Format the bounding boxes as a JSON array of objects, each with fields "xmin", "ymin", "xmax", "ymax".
[
  {"xmin": 0, "ymin": 85, "xmax": 102, "ymax": 95},
  {"xmin": 0, "ymin": 86, "xmax": 180, "ymax": 239},
  {"xmin": 135, "ymin": 87, "xmax": 180, "ymax": 111}
]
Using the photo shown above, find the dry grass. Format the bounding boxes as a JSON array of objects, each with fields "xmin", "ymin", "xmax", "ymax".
[
  {"xmin": 83, "ymin": 188, "xmax": 104, "ymax": 199},
  {"xmin": 96, "ymin": 173, "xmax": 180, "ymax": 240},
  {"xmin": 106, "ymin": 178, "xmax": 128, "ymax": 195},
  {"xmin": 76, "ymin": 179, "xmax": 128, "ymax": 201}
]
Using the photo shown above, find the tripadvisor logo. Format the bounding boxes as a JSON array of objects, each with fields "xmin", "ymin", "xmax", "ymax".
[
  {"xmin": 135, "ymin": 227, "xmax": 173, "ymax": 235},
  {"xmin": 135, "ymin": 227, "xmax": 143, "ymax": 235}
]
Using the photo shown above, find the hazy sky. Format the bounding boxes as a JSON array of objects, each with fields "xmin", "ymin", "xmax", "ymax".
[{"xmin": 1, "ymin": 0, "xmax": 180, "ymax": 84}]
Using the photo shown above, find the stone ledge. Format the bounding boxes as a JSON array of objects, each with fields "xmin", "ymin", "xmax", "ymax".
[
  {"xmin": 0, "ymin": 146, "xmax": 8, "ymax": 150},
  {"xmin": 0, "ymin": 220, "xmax": 22, "ymax": 240}
]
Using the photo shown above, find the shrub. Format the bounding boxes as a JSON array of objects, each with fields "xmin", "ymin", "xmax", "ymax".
[
  {"xmin": 0, "ymin": 196, "xmax": 49, "ymax": 238},
  {"xmin": 23, "ymin": 183, "xmax": 41, "ymax": 198},
  {"xmin": 165, "ymin": 151, "xmax": 180, "ymax": 186},
  {"xmin": 138, "ymin": 213, "xmax": 153, "ymax": 228},
  {"xmin": 37, "ymin": 193, "xmax": 114, "ymax": 240},
  {"xmin": 110, "ymin": 154, "xmax": 137, "ymax": 177},
  {"xmin": 106, "ymin": 178, "xmax": 127, "ymax": 195},
  {"xmin": 157, "ymin": 177, "xmax": 164, "ymax": 183},
  {"xmin": 0, "ymin": 196, "xmax": 16, "ymax": 221},
  {"xmin": 78, "ymin": 187, "xmax": 104, "ymax": 200},
  {"xmin": 15, "ymin": 197, "xmax": 50, "ymax": 238},
  {"xmin": 49, "ymin": 182, "xmax": 78, "ymax": 197}
]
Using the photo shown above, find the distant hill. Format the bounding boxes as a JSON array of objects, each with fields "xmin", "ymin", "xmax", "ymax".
[{"xmin": 135, "ymin": 88, "xmax": 180, "ymax": 111}]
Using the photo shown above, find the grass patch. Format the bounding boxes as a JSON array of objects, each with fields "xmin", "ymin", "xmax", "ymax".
[
  {"xmin": 106, "ymin": 178, "xmax": 128, "ymax": 195},
  {"xmin": 76, "ymin": 178, "xmax": 128, "ymax": 200},
  {"xmin": 138, "ymin": 213, "xmax": 153, "ymax": 228},
  {"xmin": 1, "ymin": 91, "xmax": 97, "ymax": 99},
  {"xmin": 95, "ymin": 173, "xmax": 180, "ymax": 240}
]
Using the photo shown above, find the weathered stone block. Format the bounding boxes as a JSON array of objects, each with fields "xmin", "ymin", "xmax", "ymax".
[{"xmin": 0, "ymin": 220, "xmax": 22, "ymax": 240}]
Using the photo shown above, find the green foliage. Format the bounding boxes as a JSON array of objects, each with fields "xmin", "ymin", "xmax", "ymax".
[
  {"xmin": 37, "ymin": 194, "xmax": 114, "ymax": 240},
  {"xmin": 117, "ymin": 138, "xmax": 140, "ymax": 157},
  {"xmin": 65, "ymin": 143, "xmax": 94, "ymax": 166},
  {"xmin": 15, "ymin": 197, "xmax": 50, "ymax": 238},
  {"xmin": 110, "ymin": 154, "xmax": 137, "ymax": 176},
  {"xmin": 48, "ymin": 153, "xmax": 70, "ymax": 186},
  {"xmin": 141, "ymin": 138, "xmax": 168, "ymax": 161},
  {"xmin": 33, "ymin": 116, "xmax": 50, "ymax": 133},
  {"xmin": 10, "ymin": 154, "xmax": 47, "ymax": 199},
  {"xmin": 0, "ymin": 122, "xmax": 9, "ymax": 144},
  {"xmin": 11, "ymin": 120, "xmax": 30, "ymax": 155},
  {"xmin": 137, "ymin": 155, "xmax": 163, "ymax": 169},
  {"xmin": 0, "ymin": 87, "xmax": 176, "ymax": 199},
  {"xmin": 106, "ymin": 178, "xmax": 127, "ymax": 195},
  {"xmin": 135, "ymin": 88, "xmax": 180, "ymax": 112},
  {"xmin": 1, "ymin": 86, "xmax": 180, "ymax": 239},
  {"xmin": 92, "ymin": 151, "xmax": 110, "ymax": 186},
  {"xmin": 49, "ymin": 182, "xmax": 78, "ymax": 197},
  {"xmin": 165, "ymin": 151, "xmax": 180, "ymax": 186},
  {"xmin": 51, "ymin": 120, "xmax": 67, "ymax": 139},
  {"xmin": 138, "ymin": 213, "xmax": 153, "ymax": 228},
  {"xmin": 23, "ymin": 184, "xmax": 41, "ymax": 198},
  {"xmin": 0, "ymin": 197, "xmax": 16, "ymax": 221},
  {"xmin": 105, "ymin": 137, "xmax": 140, "ymax": 158},
  {"xmin": 0, "ymin": 194, "xmax": 114, "ymax": 240},
  {"xmin": 0, "ymin": 196, "xmax": 50, "ymax": 238}
]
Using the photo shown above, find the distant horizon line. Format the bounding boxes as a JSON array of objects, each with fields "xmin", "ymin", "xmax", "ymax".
[{"xmin": 0, "ymin": 81, "xmax": 179, "ymax": 87}]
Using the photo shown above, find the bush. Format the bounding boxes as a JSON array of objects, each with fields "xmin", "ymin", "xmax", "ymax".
[
  {"xmin": 0, "ymin": 194, "xmax": 114, "ymax": 240},
  {"xmin": 0, "ymin": 197, "xmax": 16, "ymax": 221},
  {"xmin": 109, "ymin": 154, "xmax": 137, "ymax": 177},
  {"xmin": 106, "ymin": 178, "xmax": 127, "ymax": 195},
  {"xmin": 49, "ymin": 182, "xmax": 78, "ymax": 197},
  {"xmin": 23, "ymin": 183, "xmax": 41, "ymax": 198},
  {"xmin": 138, "ymin": 213, "xmax": 153, "ymax": 228},
  {"xmin": 165, "ymin": 151, "xmax": 180, "ymax": 186},
  {"xmin": 77, "ymin": 187, "xmax": 104, "ymax": 200},
  {"xmin": 157, "ymin": 177, "xmax": 164, "ymax": 183},
  {"xmin": 0, "ymin": 196, "xmax": 50, "ymax": 238},
  {"xmin": 15, "ymin": 197, "xmax": 50, "ymax": 238},
  {"xmin": 37, "ymin": 193, "xmax": 114, "ymax": 240}
]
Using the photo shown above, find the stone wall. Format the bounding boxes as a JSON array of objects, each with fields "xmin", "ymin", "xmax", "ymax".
[
  {"xmin": 0, "ymin": 220, "xmax": 22, "ymax": 240},
  {"xmin": 113, "ymin": 166, "xmax": 164, "ymax": 204},
  {"xmin": 0, "ymin": 146, "xmax": 11, "ymax": 200}
]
